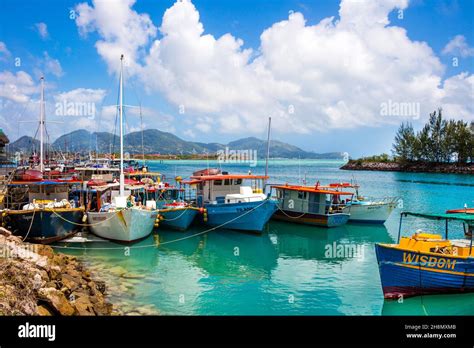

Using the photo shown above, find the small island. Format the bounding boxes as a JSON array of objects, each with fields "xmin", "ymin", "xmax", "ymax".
[{"xmin": 341, "ymin": 109, "xmax": 474, "ymax": 174}]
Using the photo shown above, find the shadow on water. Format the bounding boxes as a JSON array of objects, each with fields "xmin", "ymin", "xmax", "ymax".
[
  {"xmin": 382, "ymin": 292, "xmax": 474, "ymax": 316},
  {"xmin": 156, "ymin": 227, "xmax": 279, "ymax": 278},
  {"xmin": 268, "ymin": 220, "xmax": 393, "ymax": 261}
]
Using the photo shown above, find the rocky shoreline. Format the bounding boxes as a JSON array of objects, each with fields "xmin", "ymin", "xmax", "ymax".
[
  {"xmin": 0, "ymin": 227, "xmax": 113, "ymax": 316},
  {"xmin": 340, "ymin": 161, "xmax": 474, "ymax": 174}
]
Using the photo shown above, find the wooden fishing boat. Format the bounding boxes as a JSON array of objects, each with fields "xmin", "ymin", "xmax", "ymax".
[
  {"xmin": 125, "ymin": 171, "xmax": 199, "ymax": 231},
  {"xmin": 375, "ymin": 212, "xmax": 474, "ymax": 299},
  {"xmin": 271, "ymin": 184, "xmax": 353, "ymax": 227},
  {"xmin": 323, "ymin": 183, "xmax": 398, "ymax": 224},
  {"xmin": 2, "ymin": 180, "xmax": 85, "ymax": 244},
  {"xmin": 185, "ymin": 171, "xmax": 277, "ymax": 232},
  {"xmin": 1, "ymin": 78, "xmax": 85, "ymax": 244}
]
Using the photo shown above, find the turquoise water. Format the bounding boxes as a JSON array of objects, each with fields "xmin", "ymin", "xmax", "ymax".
[{"xmin": 57, "ymin": 159, "xmax": 474, "ymax": 315}]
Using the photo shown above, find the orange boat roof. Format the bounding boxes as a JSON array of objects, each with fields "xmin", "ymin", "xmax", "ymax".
[
  {"xmin": 320, "ymin": 183, "xmax": 359, "ymax": 189},
  {"xmin": 446, "ymin": 208, "xmax": 474, "ymax": 214},
  {"xmin": 189, "ymin": 174, "xmax": 269, "ymax": 181},
  {"xmin": 272, "ymin": 184, "xmax": 354, "ymax": 195}
]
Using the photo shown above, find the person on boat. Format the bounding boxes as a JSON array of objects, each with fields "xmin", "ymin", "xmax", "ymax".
[
  {"xmin": 127, "ymin": 193, "xmax": 137, "ymax": 208},
  {"xmin": 87, "ymin": 195, "xmax": 98, "ymax": 212}
]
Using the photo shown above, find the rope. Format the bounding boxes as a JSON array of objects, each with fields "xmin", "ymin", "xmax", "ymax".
[
  {"xmin": 22, "ymin": 207, "xmax": 36, "ymax": 242},
  {"xmin": 159, "ymin": 206, "xmax": 191, "ymax": 222},
  {"xmin": 50, "ymin": 198, "xmax": 271, "ymax": 250},
  {"xmin": 275, "ymin": 203, "xmax": 307, "ymax": 219},
  {"xmin": 50, "ymin": 208, "xmax": 122, "ymax": 227}
]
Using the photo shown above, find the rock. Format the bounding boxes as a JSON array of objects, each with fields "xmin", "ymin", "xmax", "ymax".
[
  {"xmin": 95, "ymin": 280, "xmax": 107, "ymax": 294},
  {"xmin": 48, "ymin": 265, "xmax": 61, "ymax": 280},
  {"xmin": 6, "ymin": 235, "xmax": 22, "ymax": 244},
  {"xmin": 108, "ymin": 266, "xmax": 128, "ymax": 277},
  {"xmin": 37, "ymin": 288, "xmax": 75, "ymax": 316},
  {"xmin": 34, "ymin": 245, "xmax": 55, "ymax": 259},
  {"xmin": 121, "ymin": 272, "xmax": 146, "ymax": 280},
  {"xmin": 0, "ymin": 227, "xmax": 12, "ymax": 237},
  {"xmin": 61, "ymin": 274, "xmax": 81, "ymax": 291},
  {"xmin": 73, "ymin": 297, "xmax": 95, "ymax": 316},
  {"xmin": 0, "ymin": 227, "xmax": 115, "ymax": 317},
  {"xmin": 37, "ymin": 305, "xmax": 53, "ymax": 316}
]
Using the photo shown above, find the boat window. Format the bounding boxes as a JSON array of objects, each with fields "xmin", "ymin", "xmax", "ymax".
[
  {"xmin": 234, "ymin": 179, "xmax": 242, "ymax": 185},
  {"xmin": 298, "ymin": 191, "xmax": 307, "ymax": 200},
  {"xmin": 214, "ymin": 180, "xmax": 222, "ymax": 186},
  {"xmin": 224, "ymin": 179, "xmax": 231, "ymax": 185}
]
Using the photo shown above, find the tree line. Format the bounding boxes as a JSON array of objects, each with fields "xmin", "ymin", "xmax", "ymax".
[{"xmin": 392, "ymin": 109, "xmax": 473, "ymax": 164}]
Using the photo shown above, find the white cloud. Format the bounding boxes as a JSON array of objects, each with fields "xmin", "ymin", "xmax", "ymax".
[
  {"xmin": 68, "ymin": 0, "xmax": 473, "ymax": 135},
  {"xmin": 0, "ymin": 70, "xmax": 36, "ymax": 103},
  {"xmin": 75, "ymin": 0, "xmax": 157, "ymax": 75},
  {"xmin": 40, "ymin": 52, "xmax": 63, "ymax": 78},
  {"xmin": 442, "ymin": 35, "xmax": 474, "ymax": 58},
  {"xmin": 54, "ymin": 87, "xmax": 106, "ymax": 104},
  {"xmin": 35, "ymin": 22, "xmax": 49, "ymax": 40},
  {"xmin": 0, "ymin": 42, "xmax": 11, "ymax": 60}
]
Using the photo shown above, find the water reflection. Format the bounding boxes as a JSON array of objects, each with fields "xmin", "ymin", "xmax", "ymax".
[{"xmin": 382, "ymin": 293, "xmax": 474, "ymax": 316}]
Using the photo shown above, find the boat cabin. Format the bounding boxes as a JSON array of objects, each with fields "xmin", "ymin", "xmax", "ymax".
[
  {"xmin": 272, "ymin": 185, "xmax": 353, "ymax": 215},
  {"xmin": 187, "ymin": 173, "xmax": 267, "ymax": 206}
]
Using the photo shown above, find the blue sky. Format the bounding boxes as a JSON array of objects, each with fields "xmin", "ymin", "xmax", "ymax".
[{"xmin": 0, "ymin": 0, "xmax": 473, "ymax": 157}]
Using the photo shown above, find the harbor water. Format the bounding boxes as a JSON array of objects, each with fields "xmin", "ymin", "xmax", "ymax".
[{"xmin": 56, "ymin": 159, "xmax": 474, "ymax": 315}]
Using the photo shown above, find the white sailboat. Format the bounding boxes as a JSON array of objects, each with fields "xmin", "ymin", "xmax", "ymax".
[{"xmin": 87, "ymin": 55, "xmax": 158, "ymax": 242}]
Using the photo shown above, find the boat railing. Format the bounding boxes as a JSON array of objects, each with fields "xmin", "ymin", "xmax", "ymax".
[{"xmin": 350, "ymin": 196, "xmax": 400, "ymax": 206}]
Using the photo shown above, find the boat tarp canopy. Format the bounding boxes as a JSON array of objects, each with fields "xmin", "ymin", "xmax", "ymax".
[{"xmin": 402, "ymin": 211, "xmax": 474, "ymax": 222}]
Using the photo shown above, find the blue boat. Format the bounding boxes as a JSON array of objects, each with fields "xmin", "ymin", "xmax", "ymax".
[
  {"xmin": 375, "ymin": 212, "xmax": 474, "ymax": 299},
  {"xmin": 204, "ymin": 199, "xmax": 278, "ymax": 231},
  {"xmin": 187, "ymin": 170, "xmax": 278, "ymax": 232},
  {"xmin": 159, "ymin": 205, "xmax": 199, "ymax": 231}
]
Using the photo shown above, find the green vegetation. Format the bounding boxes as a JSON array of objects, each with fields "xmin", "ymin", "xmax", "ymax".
[
  {"xmin": 392, "ymin": 109, "xmax": 473, "ymax": 164},
  {"xmin": 352, "ymin": 153, "xmax": 393, "ymax": 164}
]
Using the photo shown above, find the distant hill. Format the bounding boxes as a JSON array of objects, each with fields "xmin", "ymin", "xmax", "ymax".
[
  {"xmin": 8, "ymin": 136, "xmax": 43, "ymax": 154},
  {"xmin": 9, "ymin": 129, "xmax": 344, "ymax": 159}
]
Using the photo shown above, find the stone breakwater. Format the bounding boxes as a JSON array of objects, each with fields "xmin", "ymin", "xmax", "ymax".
[
  {"xmin": 340, "ymin": 161, "xmax": 473, "ymax": 174},
  {"xmin": 0, "ymin": 227, "xmax": 112, "ymax": 316}
]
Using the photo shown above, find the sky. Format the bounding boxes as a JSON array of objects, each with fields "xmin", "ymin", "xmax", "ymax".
[{"xmin": 0, "ymin": 0, "xmax": 473, "ymax": 157}]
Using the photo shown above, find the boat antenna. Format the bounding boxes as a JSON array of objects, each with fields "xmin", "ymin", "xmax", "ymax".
[
  {"xmin": 119, "ymin": 54, "xmax": 125, "ymax": 196},
  {"xmin": 265, "ymin": 116, "xmax": 271, "ymax": 181}
]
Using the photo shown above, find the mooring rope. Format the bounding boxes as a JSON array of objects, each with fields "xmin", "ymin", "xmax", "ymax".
[{"xmin": 49, "ymin": 198, "xmax": 271, "ymax": 250}]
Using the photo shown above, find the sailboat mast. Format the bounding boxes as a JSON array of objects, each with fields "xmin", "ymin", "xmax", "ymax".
[
  {"xmin": 119, "ymin": 55, "xmax": 125, "ymax": 196},
  {"xmin": 265, "ymin": 116, "xmax": 271, "ymax": 178},
  {"xmin": 39, "ymin": 76, "xmax": 45, "ymax": 172},
  {"xmin": 140, "ymin": 103, "xmax": 145, "ymax": 162}
]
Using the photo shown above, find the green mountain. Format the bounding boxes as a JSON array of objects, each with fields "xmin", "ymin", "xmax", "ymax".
[
  {"xmin": 8, "ymin": 136, "xmax": 43, "ymax": 154},
  {"xmin": 10, "ymin": 129, "xmax": 344, "ymax": 159}
]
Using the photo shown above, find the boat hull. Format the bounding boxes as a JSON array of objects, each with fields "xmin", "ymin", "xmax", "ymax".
[
  {"xmin": 343, "ymin": 202, "xmax": 396, "ymax": 224},
  {"xmin": 272, "ymin": 210, "xmax": 349, "ymax": 227},
  {"xmin": 375, "ymin": 243, "xmax": 474, "ymax": 299},
  {"xmin": 2, "ymin": 208, "xmax": 84, "ymax": 244},
  {"xmin": 88, "ymin": 208, "xmax": 158, "ymax": 242},
  {"xmin": 204, "ymin": 199, "xmax": 278, "ymax": 232},
  {"xmin": 159, "ymin": 207, "xmax": 198, "ymax": 231}
]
